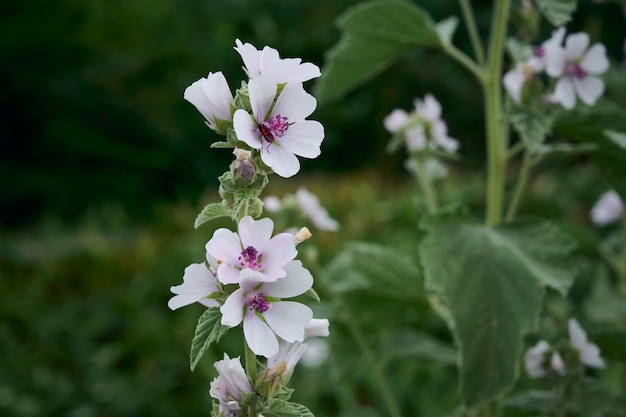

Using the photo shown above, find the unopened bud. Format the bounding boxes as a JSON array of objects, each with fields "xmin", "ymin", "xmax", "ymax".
[
  {"xmin": 233, "ymin": 148, "xmax": 255, "ymax": 181},
  {"xmin": 254, "ymin": 362, "xmax": 286, "ymax": 397},
  {"xmin": 293, "ymin": 227, "xmax": 312, "ymax": 245}
]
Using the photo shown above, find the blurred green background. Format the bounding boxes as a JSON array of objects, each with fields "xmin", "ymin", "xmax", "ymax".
[{"xmin": 2, "ymin": 0, "xmax": 625, "ymax": 416}]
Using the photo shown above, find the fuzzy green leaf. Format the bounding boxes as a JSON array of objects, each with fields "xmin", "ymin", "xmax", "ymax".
[
  {"xmin": 420, "ymin": 217, "xmax": 576, "ymax": 408},
  {"xmin": 534, "ymin": 0, "xmax": 577, "ymax": 26},
  {"xmin": 265, "ymin": 399, "xmax": 315, "ymax": 417},
  {"xmin": 316, "ymin": 0, "xmax": 440, "ymax": 103},
  {"xmin": 194, "ymin": 202, "xmax": 231, "ymax": 229},
  {"xmin": 189, "ymin": 307, "xmax": 229, "ymax": 371},
  {"xmin": 509, "ymin": 107, "xmax": 553, "ymax": 150}
]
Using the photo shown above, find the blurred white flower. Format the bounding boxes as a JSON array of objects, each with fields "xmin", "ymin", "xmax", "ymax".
[
  {"xmin": 383, "ymin": 109, "xmax": 410, "ymax": 133},
  {"xmin": 300, "ymin": 339, "xmax": 330, "ymax": 368},
  {"xmin": 209, "ymin": 354, "xmax": 253, "ymax": 417},
  {"xmin": 524, "ymin": 340, "xmax": 550, "ymax": 378},
  {"xmin": 184, "ymin": 71, "xmax": 234, "ymax": 129},
  {"xmin": 569, "ymin": 318, "xmax": 605, "ymax": 369},
  {"xmin": 296, "ymin": 187, "xmax": 339, "ymax": 231},
  {"xmin": 263, "ymin": 196, "xmax": 282, "ymax": 213},
  {"xmin": 168, "ymin": 256, "xmax": 220, "ymax": 310},
  {"xmin": 546, "ymin": 32, "xmax": 609, "ymax": 109},
  {"xmin": 590, "ymin": 190, "xmax": 623, "ymax": 226}
]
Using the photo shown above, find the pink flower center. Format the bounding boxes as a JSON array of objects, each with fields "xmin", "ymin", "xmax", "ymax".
[
  {"xmin": 533, "ymin": 46, "xmax": 545, "ymax": 58},
  {"xmin": 259, "ymin": 115, "xmax": 289, "ymax": 143},
  {"xmin": 239, "ymin": 246, "xmax": 262, "ymax": 269},
  {"xmin": 565, "ymin": 62, "xmax": 587, "ymax": 79},
  {"xmin": 249, "ymin": 293, "xmax": 271, "ymax": 313}
]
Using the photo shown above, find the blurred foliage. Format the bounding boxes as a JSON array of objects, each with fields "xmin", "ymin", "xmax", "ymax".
[{"xmin": 2, "ymin": 0, "xmax": 626, "ymax": 416}]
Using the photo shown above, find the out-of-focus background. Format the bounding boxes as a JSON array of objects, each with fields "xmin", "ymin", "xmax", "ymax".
[{"xmin": 2, "ymin": 1, "xmax": 625, "ymax": 416}]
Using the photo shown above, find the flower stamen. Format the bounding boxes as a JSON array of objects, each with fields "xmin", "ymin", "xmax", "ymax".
[
  {"xmin": 249, "ymin": 293, "xmax": 271, "ymax": 313},
  {"xmin": 239, "ymin": 246, "xmax": 262, "ymax": 269}
]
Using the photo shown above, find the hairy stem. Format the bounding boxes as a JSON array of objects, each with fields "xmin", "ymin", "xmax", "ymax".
[{"xmin": 460, "ymin": 0, "xmax": 485, "ymax": 66}]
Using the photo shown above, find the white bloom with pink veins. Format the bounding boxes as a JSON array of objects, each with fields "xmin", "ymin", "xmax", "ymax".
[
  {"xmin": 206, "ymin": 216, "xmax": 297, "ymax": 285},
  {"xmin": 233, "ymin": 74, "xmax": 324, "ymax": 178},
  {"xmin": 569, "ymin": 318, "xmax": 605, "ymax": 369},
  {"xmin": 590, "ymin": 190, "xmax": 623, "ymax": 226},
  {"xmin": 220, "ymin": 261, "xmax": 314, "ymax": 357},
  {"xmin": 234, "ymin": 39, "xmax": 321, "ymax": 84},
  {"xmin": 545, "ymin": 32, "xmax": 609, "ymax": 109},
  {"xmin": 168, "ymin": 255, "xmax": 221, "ymax": 310},
  {"xmin": 183, "ymin": 71, "xmax": 234, "ymax": 128},
  {"xmin": 209, "ymin": 354, "xmax": 254, "ymax": 417}
]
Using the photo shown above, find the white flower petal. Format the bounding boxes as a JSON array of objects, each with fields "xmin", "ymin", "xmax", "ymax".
[
  {"xmin": 581, "ymin": 44, "xmax": 609, "ymax": 74},
  {"xmin": 261, "ymin": 144, "xmax": 300, "ymax": 178},
  {"xmin": 263, "ymin": 302, "xmax": 313, "ymax": 342},
  {"xmin": 289, "ymin": 62, "xmax": 322, "ymax": 83},
  {"xmin": 565, "ymin": 33, "xmax": 590, "ymax": 60},
  {"xmin": 552, "ymin": 77, "xmax": 576, "ymax": 109},
  {"xmin": 206, "ymin": 228, "xmax": 242, "ymax": 265},
  {"xmin": 580, "ymin": 343, "xmax": 605, "ymax": 368},
  {"xmin": 503, "ymin": 67, "xmax": 525, "ymax": 103},
  {"xmin": 244, "ymin": 313, "xmax": 279, "ymax": 357},
  {"xmin": 233, "ymin": 109, "xmax": 261, "ymax": 149},
  {"xmin": 304, "ymin": 318, "xmax": 330, "ymax": 338},
  {"xmin": 248, "ymin": 74, "xmax": 277, "ymax": 122},
  {"xmin": 234, "ymin": 39, "xmax": 262, "ymax": 78},
  {"xmin": 183, "ymin": 72, "xmax": 234, "ymax": 125},
  {"xmin": 568, "ymin": 318, "xmax": 588, "ymax": 351},
  {"xmin": 545, "ymin": 47, "xmax": 566, "ymax": 78},
  {"xmin": 263, "ymin": 196, "xmax": 282, "ymax": 213},
  {"xmin": 574, "ymin": 76, "xmax": 604, "ymax": 106},
  {"xmin": 272, "ymin": 82, "xmax": 317, "ymax": 122},
  {"xmin": 384, "ymin": 109, "xmax": 410, "ymax": 133},
  {"xmin": 221, "ymin": 289, "xmax": 246, "ymax": 327},
  {"xmin": 260, "ymin": 233, "xmax": 297, "ymax": 270},
  {"xmin": 590, "ymin": 190, "xmax": 624, "ymax": 226},
  {"xmin": 418, "ymin": 94, "xmax": 442, "ymax": 121},
  {"xmin": 405, "ymin": 125, "xmax": 426, "ymax": 150},
  {"xmin": 168, "ymin": 294, "xmax": 204, "ymax": 310},
  {"xmin": 238, "ymin": 216, "xmax": 274, "ymax": 253},
  {"xmin": 524, "ymin": 340, "xmax": 550, "ymax": 378},
  {"xmin": 263, "ymin": 260, "xmax": 313, "ymax": 298},
  {"xmin": 217, "ymin": 263, "xmax": 242, "ymax": 285},
  {"xmin": 278, "ymin": 120, "xmax": 324, "ymax": 159}
]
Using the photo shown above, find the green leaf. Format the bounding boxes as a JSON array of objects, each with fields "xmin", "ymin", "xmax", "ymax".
[
  {"xmin": 419, "ymin": 217, "xmax": 576, "ymax": 407},
  {"xmin": 189, "ymin": 307, "xmax": 229, "ymax": 371},
  {"xmin": 534, "ymin": 0, "xmax": 577, "ymax": 26},
  {"xmin": 554, "ymin": 100, "xmax": 626, "ymax": 201},
  {"xmin": 315, "ymin": 0, "xmax": 440, "ymax": 103},
  {"xmin": 384, "ymin": 329, "xmax": 457, "ymax": 364},
  {"xmin": 265, "ymin": 399, "xmax": 314, "ymax": 417},
  {"xmin": 194, "ymin": 202, "xmax": 231, "ymax": 229},
  {"xmin": 604, "ymin": 129, "xmax": 626, "ymax": 150},
  {"xmin": 509, "ymin": 107, "xmax": 553, "ymax": 150}
]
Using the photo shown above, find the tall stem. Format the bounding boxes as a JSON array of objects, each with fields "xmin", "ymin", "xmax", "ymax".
[
  {"xmin": 483, "ymin": 0, "xmax": 511, "ymax": 226},
  {"xmin": 460, "ymin": 0, "xmax": 485, "ymax": 66},
  {"xmin": 505, "ymin": 150, "xmax": 535, "ymax": 221}
]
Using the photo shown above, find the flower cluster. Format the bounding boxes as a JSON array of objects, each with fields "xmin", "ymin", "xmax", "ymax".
[
  {"xmin": 264, "ymin": 187, "xmax": 339, "ymax": 232},
  {"xmin": 524, "ymin": 318, "xmax": 605, "ymax": 378},
  {"xmin": 384, "ymin": 94, "xmax": 459, "ymax": 154},
  {"xmin": 184, "ymin": 39, "xmax": 324, "ymax": 179},
  {"xmin": 503, "ymin": 28, "xmax": 609, "ymax": 109}
]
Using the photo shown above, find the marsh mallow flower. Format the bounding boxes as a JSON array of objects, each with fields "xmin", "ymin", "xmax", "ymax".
[
  {"xmin": 168, "ymin": 256, "xmax": 220, "ymax": 310},
  {"xmin": 546, "ymin": 32, "xmax": 609, "ymax": 109},
  {"xmin": 184, "ymin": 71, "xmax": 234, "ymax": 129},
  {"xmin": 209, "ymin": 354, "xmax": 254, "ymax": 417},
  {"xmin": 296, "ymin": 187, "xmax": 339, "ymax": 232},
  {"xmin": 524, "ymin": 340, "xmax": 565, "ymax": 378},
  {"xmin": 206, "ymin": 216, "xmax": 297, "ymax": 285},
  {"xmin": 220, "ymin": 261, "xmax": 314, "ymax": 357},
  {"xmin": 233, "ymin": 74, "xmax": 324, "ymax": 178},
  {"xmin": 234, "ymin": 39, "xmax": 321, "ymax": 84},
  {"xmin": 590, "ymin": 190, "xmax": 623, "ymax": 226},
  {"xmin": 569, "ymin": 318, "xmax": 605, "ymax": 368}
]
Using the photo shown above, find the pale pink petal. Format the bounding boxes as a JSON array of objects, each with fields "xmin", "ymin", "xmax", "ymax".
[
  {"xmin": 217, "ymin": 263, "xmax": 242, "ymax": 285},
  {"xmin": 238, "ymin": 216, "xmax": 274, "ymax": 252},
  {"xmin": 244, "ymin": 313, "xmax": 279, "ymax": 357},
  {"xmin": 263, "ymin": 302, "xmax": 313, "ymax": 342},
  {"xmin": 288, "ymin": 62, "xmax": 322, "ymax": 83},
  {"xmin": 272, "ymin": 82, "xmax": 317, "ymax": 122},
  {"xmin": 168, "ymin": 294, "xmax": 205, "ymax": 310},
  {"xmin": 524, "ymin": 340, "xmax": 550, "ymax": 378},
  {"xmin": 183, "ymin": 72, "xmax": 234, "ymax": 125},
  {"xmin": 503, "ymin": 67, "xmax": 524, "ymax": 103},
  {"xmin": 277, "ymin": 121, "xmax": 324, "ymax": 159},
  {"xmin": 261, "ymin": 233, "xmax": 298, "ymax": 269},
  {"xmin": 234, "ymin": 39, "xmax": 262, "ymax": 78},
  {"xmin": 569, "ymin": 318, "xmax": 588, "ymax": 351},
  {"xmin": 221, "ymin": 289, "xmax": 246, "ymax": 327},
  {"xmin": 574, "ymin": 76, "xmax": 604, "ymax": 106},
  {"xmin": 233, "ymin": 109, "xmax": 261, "ymax": 149},
  {"xmin": 261, "ymin": 144, "xmax": 300, "ymax": 178},
  {"xmin": 206, "ymin": 229, "xmax": 242, "ymax": 265},
  {"xmin": 259, "ymin": 266, "xmax": 287, "ymax": 281},
  {"xmin": 305, "ymin": 319, "xmax": 330, "ymax": 338},
  {"xmin": 405, "ymin": 126, "xmax": 426, "ymax": 150},
  {"xmin": 552, "ymin": 77, "xmax": 576, "ymax": 109},
  {"xmin": 248, "ymin": 74, "xmax": 277, "ymax": 122},
  {"xmin": 418, "ymin": 94, "xmax": 442, "ymax": 121},
  {"xmin": 263, "ymin": 260, "xmax": 313, "ymax": 298},
  {"xmin": 581, "ymin": 44, "xmax": 609, "ymax": 74},
  {"xmin": 384, "ymin": 109, "xmax": 410, "ymax": 133},
  {"xmin": 580, "ymin": 343, "xmax": 605, "ymax": 368},
  {"xmin": 545, "ymin": 47, "xmax": 566, "ymax": 78},
  {"xmin": 565, "ymin": 33, "xmax": 589, "ymax": 60},
  {"xmin": 590, "ymin": 190, "xmax": 624, "ymax": 225}
]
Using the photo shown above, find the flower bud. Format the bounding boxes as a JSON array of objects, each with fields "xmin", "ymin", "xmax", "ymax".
[
  {"xmin": 233, "ymin": 148, "xmax": 255, "ymax": 181},
  {"xmin": 293, "ymin": 227, "xmax": 312, "ymax": 245}
]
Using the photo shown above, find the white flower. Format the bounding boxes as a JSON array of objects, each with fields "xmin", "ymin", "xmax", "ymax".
[
  {"xmin": 304, "ymin": 318, "xmax": 330, "ymax": 338},
  {"xmin": 209, "ymin": 354, "xmax": 254, "ymax": 417},
  {"xmin": 263, "ymin": 196, "xmax": 282, "ymax": 213},
  {"xmin": 546, "ymin": 32, "xmax": 609, "ymax": 109},
  {"xmin": 206, "ymin": 216, "xmax": 297, "ymax": 285},
  {"xmin": 220, "ymin": 261, "xmax": 314, "ymax": 357},
  {"xmin": 569, "ymin": 318, "xmax": 605, "ymax": 369},
  {"xmin": 233, "ymin": 74, "xmax": 324, "ymax": 178},
  {"xmin": 234, "ymin": 39, "xmax": 321, "ymax": 84},
  {"xmin": 590, "ymin": 190, "xmax": 624, "ymax": 226},
  {"xmin": 524, "ymin": 340, "xmax": 551, "ymax": 378},
  {"xmin": 296, "ymin": 187, "xmax": 339, "ymax": 231},
  {"xmin": 383, "ymin": 109, "xmax": 410, "ymax": 133},
  {"xmin": 183, "ymin": 71, "xmax": 234, "ymax": 128},
  {"xmin": 168, "ymin": 257, "xmax": 220, "ymax": 310},
  {"xmin": 503, "ymin": 64, "xmax": 527, "ymax": 104},
  {"xmin": 300, "ymin": 339, "xmax": 330, "ymax": 368}
]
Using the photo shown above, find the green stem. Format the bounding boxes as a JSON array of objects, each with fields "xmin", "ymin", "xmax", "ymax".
[
  {"xmin": 459, "ymin": 0, "xmax": 485, "ymax": 66},
  {"xmin": 442, "ymin": 42, "xmax": 486, "ymax": 83},
  {"xmin": 343, "ymin": 311, "xmax": 403, "ymax": 417},
  {"xmin": 244, "ymin": 341, "xmax": 258, "ymax": 383},
  {"xmin": 483, "ymin": 0, "xmax": 511, "ymax": 226},
  {"xmin": 505, "ymin": 151, "xmax": 535, "ymax": 221},
  {"xmin": 412, "ymin": 157, "xmax": 438, "ymax": 213}
]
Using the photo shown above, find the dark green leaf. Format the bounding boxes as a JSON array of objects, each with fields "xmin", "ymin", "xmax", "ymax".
[
  {"xmin": 384, "ymin": 329, "xmax": 456, "ymax": 364},
  {"xmin": 604, "ymin": 130, "xmax": 626, "ymax": 150},
  {"xmin": 316, "ymin": 0, "xmax": 440, "ymax": 103},
  {"xmin": 265, "ymin": 399, "xmax": 315, "ymax": 417},
  {"xmin": 189, "ymin": 307, "xmax": 229, "ymax": 371},
  {"xmin": 509, "ymin": 107, "xmax": 553, "ymax": 150},
  {"xmin": 534, "ymin": 0, "xmax": 577, "ymax": 26},
  {"xmin": 194, "ymin": 202, "xmax": 231, "ymax": 229},
  {"xmin": 420, "ymin": 217, "xmax": 576, "ymax": 407}
]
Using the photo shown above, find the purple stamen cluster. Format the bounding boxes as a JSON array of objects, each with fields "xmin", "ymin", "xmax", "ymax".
[
  {"xmin": 249, "ymin": 293, "xmax": 271, "ymax": 313},
  {"xmin": 564, "ymin": 63, "xmax": 587, "ymax": 79},
  {"xmin": 239, "ymin": 246, "xmax": 262, "ymax": 269},
  {"xmin": 265, "ymin": 115, "xmax": 289, "ymax": 138}
]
